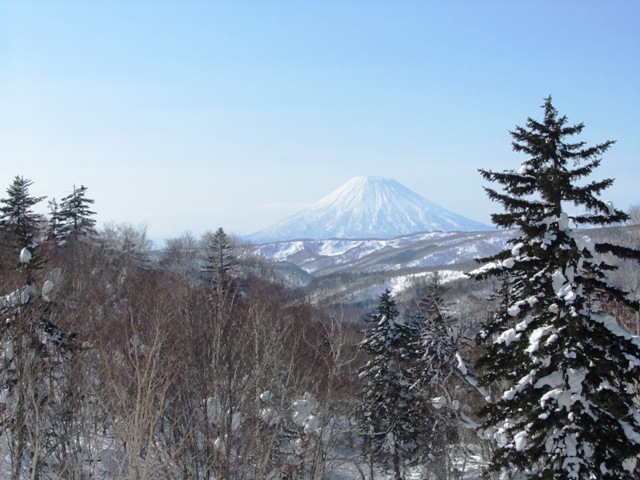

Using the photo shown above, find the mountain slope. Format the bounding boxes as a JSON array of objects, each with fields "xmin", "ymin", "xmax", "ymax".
[
  {"xmin": 249, "ymin": 176, "xmax": 491, "ymax": 242},
  {"xmin": 254, "ymin": 230, "xmax": 512, "ymax": 276}
]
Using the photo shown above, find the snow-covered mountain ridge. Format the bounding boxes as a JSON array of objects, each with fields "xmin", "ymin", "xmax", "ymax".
[
  {"xmin": 250, "ymin": 225, "xmax": 639, "ymax": 306},
  {"xmin": 253, "ymin": 229, "xmax": 512, "ymax": 276},
  {"xmin": 249, "ymin": 176, "xmax": 492, "ymax": 242}
]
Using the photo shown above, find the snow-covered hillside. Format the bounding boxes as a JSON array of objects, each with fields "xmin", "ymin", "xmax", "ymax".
[
  {"xmin": 249, "ymin": 176, "xmax": 492, "ymax": 242},
  {"xmin": 253, "ymin": 230, "xmax": 511, "ymax": 276}
]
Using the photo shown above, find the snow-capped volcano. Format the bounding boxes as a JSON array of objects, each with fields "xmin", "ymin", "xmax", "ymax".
[{"xmin": 249, "ymin": 176, "xmax": 491, "ymax": 243}]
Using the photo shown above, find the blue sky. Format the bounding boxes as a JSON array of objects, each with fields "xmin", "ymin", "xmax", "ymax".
[{"xmin": 2, "ymin": 1, "xmax": 639, "ymax": 244}]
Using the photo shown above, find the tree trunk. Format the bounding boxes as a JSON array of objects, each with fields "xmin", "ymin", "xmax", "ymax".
[{"xmin": 393, "ymin": 437, "xmax": 402, "ymax": 480}]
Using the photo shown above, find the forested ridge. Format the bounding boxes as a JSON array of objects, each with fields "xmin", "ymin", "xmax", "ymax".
[{"xmin": 1, "ymin": 98, "xmax": 640, "ymax": 479}]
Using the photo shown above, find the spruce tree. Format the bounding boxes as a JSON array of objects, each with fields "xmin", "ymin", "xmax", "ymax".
[
  {"xmin": 473, "ymin": 97, "xmax": 640, "ymax": 479},
  {"xmin": 414, "ymin": 273, "xmax": 465, "ymax": 479},
  {"xmin": 46, "ymin": 198, "xmax": 63, "ymax": 243},
  {"xmin": 416, "ymin": 272, "xmax": 457, "ymax": 388},
  {"xmin": 51, "ymin": 184, "xmax": 97, "ymax": 244},
  {"xmin": 201, "ymin": 227, "xmax": 240, "ymax": 298},
  {"xmin": 357, "ymin": 289, "xmax": 423, "ymax": 480},
  {"xmin": 0, "ymin": 176, "xmax": 46, "ymax": 276},
  {"xmin": 0, "ymin": 176, "xmax": 46, "ymax": 246}
]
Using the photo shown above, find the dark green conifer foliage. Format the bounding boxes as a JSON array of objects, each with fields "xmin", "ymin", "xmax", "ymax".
[
  {"xmin": 46, "ymin": 198, "xmax": 62, "ymax": 243},
  {"xmin": 473, "ymin": 97, "xmax": 640, "ymax": 479},
  {"xmin": 49, "ymin": 185, "xmax": 97, "ymax": 244},
  {"xmin": 0, "ymin": 176, "xmax": 46, "ymax": 246},
  {"xmin": 202, "ymin": 227, "xmax": 239, "ymax": 298},
  {"xmin": 357, "ymin": 289, "xmax": 423, "ymax": 480},
  {"xmin": 0, "ymin": 176, "xmax": 46, "ymax": 276}
]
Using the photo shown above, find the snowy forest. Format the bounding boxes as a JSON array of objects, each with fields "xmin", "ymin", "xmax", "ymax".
[{"xmin": 2, "ymin": 98, "xmax": 640, "ymax": 480}]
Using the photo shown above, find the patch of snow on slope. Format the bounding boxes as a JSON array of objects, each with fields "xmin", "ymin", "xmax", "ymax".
[
  {"xmin": 388, "ymin": 270, "xmax": 466, "ymax": 295},
  {"xmin": 318, "ymin": 239, "xmax": 386, "ymax": 257},
  {"xmin": 265, "ymin": 241, "xmax": 306, "ymax": 261}
]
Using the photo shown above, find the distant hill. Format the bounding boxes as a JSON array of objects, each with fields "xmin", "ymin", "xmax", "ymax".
[
  {"xmin": 253, "ymin": 230, "xmax": 511, "ymax": 277},
  {"xmin": 251, "ymin": 229, "xmax": 512, "ymax": 306},
  {"xmin": 249, "ymin": 176, "xmax": 492, "ymax": 243}
]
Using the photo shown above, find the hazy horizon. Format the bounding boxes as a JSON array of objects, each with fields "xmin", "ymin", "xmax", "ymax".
[{"xmin": 2, "ymin": 1, "xmax": 639, "ymax": 245}]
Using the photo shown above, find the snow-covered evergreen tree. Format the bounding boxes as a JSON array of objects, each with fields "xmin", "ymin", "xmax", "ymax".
[
  {"xmin": 0, "ymin": 176, "xmax": 46, "ymax": 277},
  {"xmin": 413, "ymin": 272, "xmax": 469, "ymax": 479},
  {"xmin": 472, "ymin": 97, "xmax": 640, "ymax": 479},
  {"xmin": 357, "ymin": 289, "xmax": 423, "ymax": 480},
  {"xmin": 416, "ymin": 272, "xmax": 458, "ymax": 388},
  {"xmin": 0, "ymin": 176, "xmax": 45, "ymax": 244},
  {"xmin": 49, "ymin": 184, "xmax": 96, "ymax": 244}
]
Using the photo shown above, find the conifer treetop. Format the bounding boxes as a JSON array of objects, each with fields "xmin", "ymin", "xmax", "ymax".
[
  {"xmin": 49, "ymin": 184, "xmax": 97, "ymax": 244},
  {"xmin": 0, "ymin": 175, "xmax": 46, "ymax": 245},
  {"xmin": 479, "ymin": 96, "xmax": 625, "ymax": 233}
]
